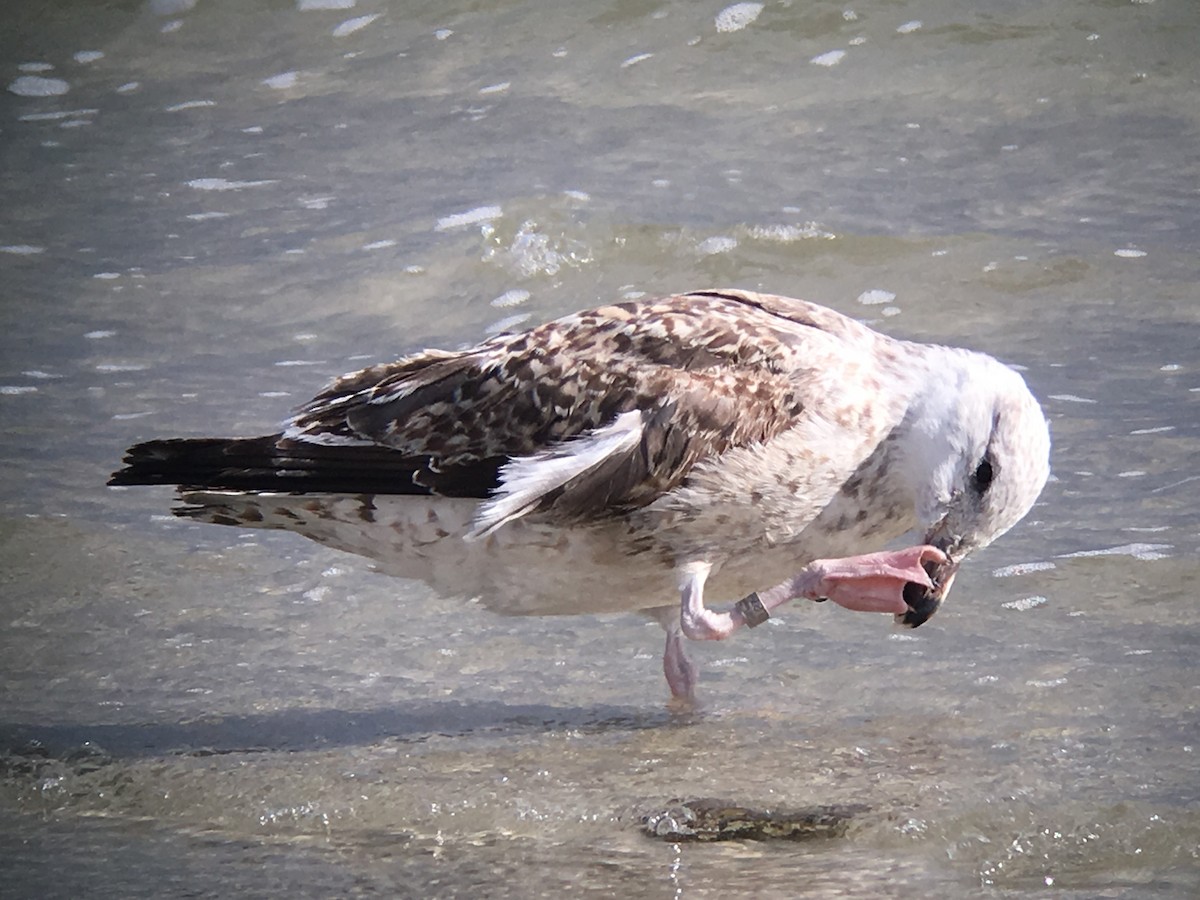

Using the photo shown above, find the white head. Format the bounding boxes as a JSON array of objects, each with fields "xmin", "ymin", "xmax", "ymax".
[{"xmin": 897, "ymin": 348, "xmax": 1051, "ymax": 626}]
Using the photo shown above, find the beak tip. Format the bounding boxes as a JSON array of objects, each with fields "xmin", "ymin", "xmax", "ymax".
[
  {"xmin": 898, "ymin": 561, "xmax": 959, "ymax": 628},
  {"xmin": 899, "ymin": 581, "xmax": 941, "ymax": 627},
  {"xmin": 895, "ymin": 597, "xmax": 943, "ymax": 628}
]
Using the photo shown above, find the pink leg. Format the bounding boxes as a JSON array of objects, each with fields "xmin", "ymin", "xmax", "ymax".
[
  {"xmin": 648, "ymin": 606, "xmax": 699, "ymax": 704},
  {"xmin": 663, "ymin": 623, "xmax": 699, "ymax": 704},
  {"xmin": 677, "ymin": 545, "xmax": 947, "ymax": 642}
]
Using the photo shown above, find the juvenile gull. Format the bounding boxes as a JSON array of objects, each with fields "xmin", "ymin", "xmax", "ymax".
[{"xmin": 110, "ymin": 290, "xmax": 1051, "ymax": 702}]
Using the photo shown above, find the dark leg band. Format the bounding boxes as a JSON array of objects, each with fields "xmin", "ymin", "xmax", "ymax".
[{"xmin": 735, "ymin": 592, "xmax": 770, "ymax": 628}]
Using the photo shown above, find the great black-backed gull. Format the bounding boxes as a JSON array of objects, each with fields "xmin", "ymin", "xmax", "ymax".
[{"xmin": 110, "ymin": 290, "xmax": 1051, "ymax": 702}]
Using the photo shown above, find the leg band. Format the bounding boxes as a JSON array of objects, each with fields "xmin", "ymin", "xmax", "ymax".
[{"xmin": 735, "ymin": 592, "xmax": 770, "ymax": 628}]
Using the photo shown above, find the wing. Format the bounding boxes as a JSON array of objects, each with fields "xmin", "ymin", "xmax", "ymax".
[{"xmin": 281, "ymin": 291, "xmax": 871, "ymax": 530}]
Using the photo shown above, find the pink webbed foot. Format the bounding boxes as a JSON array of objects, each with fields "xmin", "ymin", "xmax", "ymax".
[{"xmin": 809, "ymin": 545, "xmax": 947, "ymax": 614}]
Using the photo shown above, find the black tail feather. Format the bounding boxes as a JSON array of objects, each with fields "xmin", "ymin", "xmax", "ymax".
[
  {"xmin": 109, "ymin": 436, "xmax": 502, "ymax": 497},
  {"xmin": 110, "ymin": 436, "xmax": 280, "ymax": 487}
]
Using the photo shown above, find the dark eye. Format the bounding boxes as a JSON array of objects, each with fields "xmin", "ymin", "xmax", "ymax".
[{"xmin": 972, "ymin": 458, "xmax": 994, "ymax": 494}]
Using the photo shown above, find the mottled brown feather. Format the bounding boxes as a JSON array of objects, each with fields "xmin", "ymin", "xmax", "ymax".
[
  {"xmin": 113, "ymin": 291, "xmax": 874, "ymax": 520},
  {"xmin": 281, "ymin": 291, "xmax": 817, "ymax": 519}
]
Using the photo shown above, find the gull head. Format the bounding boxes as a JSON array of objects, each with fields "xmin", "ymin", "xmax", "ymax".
[{"xmin": 898, "ymin": 349, "xmax": 1051, "ymax": 627}]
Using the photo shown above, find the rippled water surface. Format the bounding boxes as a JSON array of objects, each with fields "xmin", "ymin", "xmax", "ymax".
[{"xmin": 2, "ymin": 1, "xmax": 1198, "ymax": 896}]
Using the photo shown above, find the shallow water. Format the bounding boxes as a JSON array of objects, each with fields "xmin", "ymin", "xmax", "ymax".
[{"xmin": 2, "ymin": 0, "xmax": 1198, "ymax": 896}]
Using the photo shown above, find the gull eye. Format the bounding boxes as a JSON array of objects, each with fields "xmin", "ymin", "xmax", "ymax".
[{"xmin": 972, "ymin": 457, "xmax": 994, "ymax": 494}]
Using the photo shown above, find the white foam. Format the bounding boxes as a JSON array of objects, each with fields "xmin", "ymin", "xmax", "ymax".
[
  {"xmin": 697, "ymin": 235, "xmax": 737, "ymax": 255},
  {"xmin": 1002, "ymin": 596, "xmax": 1047, "ymax": 611},
  {"xmin": 810, "ymin": 50, "xmax": 846, "ymax": 67},
  {"xmin": 1048, "ymin": 393, "xmax": 1097, "ymax": 404},
  {"xmin": 485, "ymin": 221, "xmax": 587, "ymax": 277},
  {"xmin": 74, "ymin": 51, "xmax": 105, "ymax": 64},
  {"xmin": 857, "ymin": 288, "xmax": 896, "ymax": 305},
  {"xmin": 8, "ymin": 76, "xmax": 70, "ymax": 97},
  {"xmin": 186, "ymin": 211, "xmax": 231, "ymax": 221},
  {"xmin": 435, "ymin": 205, "xmax": 502, "ymax": 231},
  {"xmin": 897, "ymin": 20, "xmax": 923, "ymax": 34},
  {"xmin": 298, "ymin": 0, "xmax": 355, "ymax": 9},
  {"xmin": 116, "ymin": 82, "xmax": 141, "ymax": 94},
  {"xmin": 715, "ymin": 3, "xmax": 763, "ymax": 33},
  {"xmin": 745, "ymin": 223, "xmax": 835, "ymax": 242},
  {"xmin": 1150, "ymin": 474, "xmax": 1200, "ymax": 495},
  {"xmin": 262, "ymin": 71, "xmax": 299, "ymax": 89},
  {"xmin": 165, "ymin": 99, "xmax": 215, "ymax": 111},
  {"xmin": 0, "ymin": 386, "xmax": 38, "ymax": 395},
  {"xmin": 434, "ymin": 29, "xmax": 453, "ymax": 40},
  {"xmin": 484, "ymin": 313, "xmax": 532, "ymax": 335},
  {"xmin": 186, "ymin": 177, "xmax": 278, "ymax": 190},
  {"xmin": 992, "ymin": 561, "xmax": 1056, "ymax": 578},
  {"xmin": 621, "ymin": 53, "xmax": 653, "ymax": 68},
  {"xmin": 1026, "ymin": 677, "xmax": 1067, "ymax": 688},
  {"xmin": 84, "ymin": 330, "xmax": 117, "ymax": 339},
  {"xmin": 710, "ymin": 657, "xmax": 750, "ymax": 668},
  {"xmin": 362, "ymin": 239, "xmax": 396, "ymax": 250},
  {"xmin": 490, "ymin": 289, "xmax": 530, "ymax": 309},
  {"xmin": 95, "ymin": 363, "xmax": 147, "ymax": 372},
  {"xmin": 1115, "ymin": 248, "xmax": 1147, "ymax": 258},
  {"xmin": 332, "ymin": 14, "xmax": 380, "ymax": 37},
  {"xmin": 1058, "ymin": 543, "xmax": 1171, "ymax": 562},
  {"xmin": 0, "ymin": 244, "xmax": 46, "ymax": 255},
  {"xmin": 18, "ymin": 62, "xmax": 54, "ymax": 73},
  {"xmin": 479, "ymin": 81, "xmax": 510, "ymax": 95}
]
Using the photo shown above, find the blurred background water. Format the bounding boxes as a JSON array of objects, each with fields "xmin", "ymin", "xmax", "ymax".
[{"xmin": 1, "ymin": 0, "xmax": 1198, "ymax": 896}]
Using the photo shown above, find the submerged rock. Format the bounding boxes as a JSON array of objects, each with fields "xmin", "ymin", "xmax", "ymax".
[{"xmin": 642, "ymin": 798, "xmax": 870, "ymax": 842}]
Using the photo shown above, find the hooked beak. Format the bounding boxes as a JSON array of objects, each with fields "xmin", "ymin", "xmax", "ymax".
[{"xmin": 897, "ymin": 523, "xmax": 962, "ymax": 628}]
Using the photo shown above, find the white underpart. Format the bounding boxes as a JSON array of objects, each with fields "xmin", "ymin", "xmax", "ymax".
[{"xmin": 467, "ymin": 410, "xmax": 644, "ymax": 540}]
